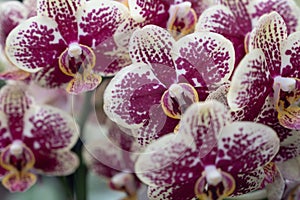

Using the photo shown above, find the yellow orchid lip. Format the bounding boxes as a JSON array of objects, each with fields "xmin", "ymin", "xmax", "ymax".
[
  {"xmin": 0, "ymin": 141, "xmax": 37, "ymax": 192},
  {"xmin": 194, "ymin": 167, "xmax": 236, "ymax": 200},
  {"xmin": 273, "ymin": 77, "xmax": 300, "ymax": 130},
  {"xmin": 161, "ymin": 83, "xmax": 199, "ymax": 119},
  {"xmin": 59, "ymin": 43, "xmax": 102, "ymax": 94},
  {"xmin": 167, "ymin": 2, "xmax": 197, "ymax": 39}
]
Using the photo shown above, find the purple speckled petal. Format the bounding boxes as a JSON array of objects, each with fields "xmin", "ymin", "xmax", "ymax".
[
  {"xmin": 77, "ymin": 0, "xmax": 128, "ymax": 48},
  {"xmin": 34, "ymin": 151, "xmax": 79, "ymax": 175},
  {"xmin": 133, "ymin": 105, "xmax": 179, "ymax": 146},
  {"xmin": 0, "ymin": 85, "xmax": 33, "ymax": 140},
  {"xmin": 127, "ymin": 0, "xmax": 169, "ymax": 24},
  {"xmin": 129, "ymin": 25, "xmax": 177, "ymax": 87},
  {"xmin": 172, "ymin": 31, "xmax": 234, "ymax": 91},
  {"xmin": 196, "ymin": 5, "xmax": 240, "ymax": 42},
  {"xmin": 0, "ymin": 1, "xmax": 28, "ymax": 47},
  {"xmin": 281, "ymin": 31, "xmax": 300, "ymax": 78},
  {"xmin": 216, "ymin": 122, "xmax": 279, "ymax": 174},
  {"xmin": 0, "ymin": 111, "xmax": 10, "ymax": 149},
  {"xmin": 90, "ymin": 37, "xmax": 132, "ymax": 76},
  {"xmin": 228, "ymin": 49, "xmax": 272, "ymax": 120},
  {"xmin": 249, "ymin": 11, "xmax": 287, "ymax": 76},
  {"xmin": 254, "ymin": 96, "xmax": 300, "ymax": 162},
  {"xmin": 38, "ymin": 0, "xmax": 84, "ymax": 43},
  {"xmin": 219, "ymin": 0, "xmax": 252, "ymax": 34},
  {"xmin": 179, "ymin": 101, "xmax": 230, "ymax": 158},
  {"xmin": 5, "ymin": 16, "xmax": 66, "ymax": 72},
  {"xmin": 31, "ymin": 63, "xmax": 73, "ymax": 88},
  {"xmin": 274, "ymin": 131, "xmax": 300, "ymax": 162},
  {"xmin": 232, "ymin": 168, "xmax": 266, "ymax": 196},
  {"xmin": 103, "ymin": 63, "xmax": 165, "ymax": 129},
  {"xmin": 148, "ymin": 181, "xmax": 198, "ymax": 200},
  {"xmin": 196, "ymin": 5, "xmax": 246, "ymax": 66},
  {"xmin": 23, "ymin": 105, "xmax": 78, "ymax": 152},
  {"xmin": 135, "ymin": 133, "xmax": 201, "ymax": 186},
  {"xmin": 249, "ymin": 0, "xmax": 300, "ymax": 34},
  {"xmin": 77, "ymin": 0, "xmax": 129, "ymax": 75}
]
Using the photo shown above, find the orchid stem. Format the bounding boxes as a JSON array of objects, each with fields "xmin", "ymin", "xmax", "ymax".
[{"xmin": 72, "ymin": 90, "xmax": 94, "ymax": 200}]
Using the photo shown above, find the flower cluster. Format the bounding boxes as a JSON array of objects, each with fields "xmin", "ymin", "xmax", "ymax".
[{"xmin": 0, "ymin": 0, "xmax": 299, "ymax": 200}]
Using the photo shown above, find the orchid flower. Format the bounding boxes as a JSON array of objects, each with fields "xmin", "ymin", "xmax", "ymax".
[
  {"xmin": 104, "ymin": 25, "xmax": 234, "ymax": 146},
  {"xmin": 0, "ymin": 84, "xmax": 79, "ymax": 192},
  {"xmin": 5, "ymin": 0, "xmax": 129, "ymax": 94},
  {"xmin": 135, "ymin": 100, "xmax": 280, "ymax": 199},
  {"xmin": 84, "ymin": 121, "xmax": 141, "ymax": 199},
  {"xmin": 196, "ymin": 0, "xmax": 300, "ymax": 66},
  {"xmin": 228, "ymin": 12, "xmax": 300, "ymax": 130},
  {"xmin": 0, "ymin": 0, "xmax": 37, "ymax": 81}
]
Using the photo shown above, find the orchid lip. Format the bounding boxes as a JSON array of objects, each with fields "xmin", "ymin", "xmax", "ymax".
[
  {"xmin": 273, "ymin": 76, "xmax": 296, "ymax": 92},
  {"xmin": 205, "ymin": 165, "xmax": 222, "ymax": 186},
  {"xmin": 68, "ymin": 43, "xmax": 82, "ymax": 58}
]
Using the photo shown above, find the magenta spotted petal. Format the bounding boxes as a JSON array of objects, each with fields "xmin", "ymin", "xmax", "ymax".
[
  {"xmin": 196, "ymin": 5, "xmax": 249, "ymax": 66},
  {"xmin": 249, "ymin": 0, "xmax": 300, "ymax": 34},
  {"xmin": 104, "ymin": 63, "xmax": 164, "ymax": 129},
  {"xmin": 135, "ymin": 133, "xmax": 199, "ymax": 187},
  {"xmin": 254, "ymin": 96, "xmax": 300, "ymax": 162},
  {"xmin": 33, "ymin": 151, "xmax": 78, "ymax": 175},
  {"xmin": 38, "ymin": 0, "xmax": 84, "ymax": 43},
  {"xmin": 23, "ymin": 105, "xmax": 78, "ymax": 151},
  {"xmin": 148, "ymin": 182, "xmax": 198, "ymax": 200},
  {"xmin": 0, "ymin": 85, "xmax": 33, "ymax": 140},
  {"xmin": 129, "ymin": 25, "xmax": 177, "ymax": 87},
  {"xmin": 179, "ymin": 100, "xmax": 230, "ymax": 157},
  {"xmin": 233, "ymin": 168, "xmax": 266, "ymax": 195},
  {"xmin": 249, "ymin": 11, "xmax": 287, "ymax": 76},
  {"xmin": 281, "ymin": 31, "xmax": 300, "ymax": 78},
  {"xmin": 228, "ymin": 49, "xmax": 272, "ymax": 120},
  {"xmin": 216, "ymin": 122, "xmax": 279, "ymax": 173},
  {"xmin": 78, "ymin": 0, "xmax": 128, "ymax": 47},
  {"xmin": 5, "ymin": 16, "xmax": 65, "ymax": 73},
  {"xmin": 172, "ymin": 31, "xmax": 234, "ymax": 91}
]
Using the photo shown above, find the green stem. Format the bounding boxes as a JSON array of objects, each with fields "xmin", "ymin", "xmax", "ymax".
[
  {"xmin": 73, "ymin": 91, "xmax": 94, "ymax": 200},
  {"xmin": 59, "ymin": 177, "xmax": 73, "ymax": 200}
]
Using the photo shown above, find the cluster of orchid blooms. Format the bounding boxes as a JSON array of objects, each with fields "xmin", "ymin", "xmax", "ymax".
[{"xmin": 0, "ymin": 0, "xmax": 299, "ymax": 199}]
